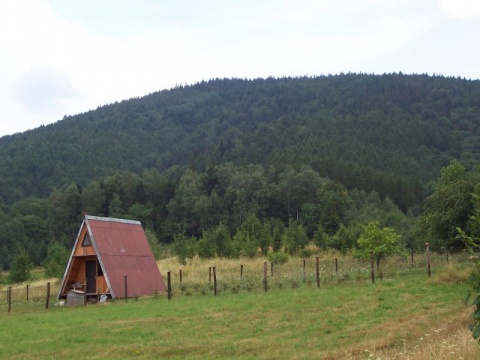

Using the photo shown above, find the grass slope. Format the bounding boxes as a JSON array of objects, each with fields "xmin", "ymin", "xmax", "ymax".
[{"xmin": 0, "ymin": 269, "xmax": 474, "ymax": 359}]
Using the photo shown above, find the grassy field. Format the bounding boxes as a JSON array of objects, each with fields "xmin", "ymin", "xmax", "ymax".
[{"xmin": 0, "ymin": 253, "xmax": 477, "ymax": 359}]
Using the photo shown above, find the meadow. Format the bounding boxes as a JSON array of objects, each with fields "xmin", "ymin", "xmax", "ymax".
[{"xmin": 0, "ymin": 252, "xmax": 477, "ymax": 359}]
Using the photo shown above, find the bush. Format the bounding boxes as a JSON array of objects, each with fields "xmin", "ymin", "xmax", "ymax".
[
  {"xmin": 8, "ymin": 248, "xmax": 33, "ymax": 284},
  {"xmin": 268, "ymin": 252, "xmax": 289, "ymax": 265}
]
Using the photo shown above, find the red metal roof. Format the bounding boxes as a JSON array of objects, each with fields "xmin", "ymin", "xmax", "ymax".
[{"xmin": 60, "ymin": 216, "xmax": 166, "ymax": 298}]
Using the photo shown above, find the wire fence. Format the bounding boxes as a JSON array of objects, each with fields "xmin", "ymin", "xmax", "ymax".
[{"xmin": 0, "ymin": 251, "xmax": 470, "ymax": 314}]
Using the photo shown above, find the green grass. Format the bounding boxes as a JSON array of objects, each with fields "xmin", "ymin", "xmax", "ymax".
[{"xmin": 0, "ymin": 269, "xmax": 471, "ymax": 359}]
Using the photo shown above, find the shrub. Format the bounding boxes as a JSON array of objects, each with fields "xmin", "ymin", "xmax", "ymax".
[{"xmin": 268, "ymin": 252, "xmax": 289, "ymax": 265}]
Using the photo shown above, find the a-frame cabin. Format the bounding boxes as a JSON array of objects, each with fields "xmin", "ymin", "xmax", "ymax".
[{"xmin": 57, "ymin": 215, "xmax": 166, "ymax": 300}]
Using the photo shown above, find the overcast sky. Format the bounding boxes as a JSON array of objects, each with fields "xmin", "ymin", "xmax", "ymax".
[{"xmin": 1, "ymin": 0, "xmax": 479, "ymax": 137}]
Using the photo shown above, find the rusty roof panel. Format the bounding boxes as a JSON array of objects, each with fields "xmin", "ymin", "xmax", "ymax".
[{"xmin": 86, "ymin": 216, "xmax": 166, "ymax": 298}]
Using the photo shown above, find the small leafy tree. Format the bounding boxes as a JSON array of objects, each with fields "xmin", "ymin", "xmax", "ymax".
[
  {"xmin": 44, "ymin": 241, "xmax": 70, "ymax": 278},
  {"xmin": 283, "ymin": 218, "xmax": 308, "ymax": 255},
  {"xmin": 271, "ymin": 227, "xmax": 283, "ymax": 252},
  {"xmin": 145, "ymin": 227, "xmax": 162, "ymax": 260},
  {"xmin": 313, "ymin": 223, "xmax": 328, "ymax": 250},
  {"xmin": 172, "ymin": 233, "xmax": 197, "ymax": 265},
  {"xmin": 357, "ymin": 221, "xmax": 401, "ymax": 270},
  {"xmin": 8, "ymin": 247, "xmax": 33, "ymax": 284}
]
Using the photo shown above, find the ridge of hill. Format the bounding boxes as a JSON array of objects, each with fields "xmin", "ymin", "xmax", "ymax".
[{"xmin": 1, "ymin": 73, "xmax": 480, "ymax": 210}]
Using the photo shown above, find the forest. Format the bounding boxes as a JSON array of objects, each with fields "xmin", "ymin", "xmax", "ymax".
[{"xmin": 0, "ymin": 73, "xmax": 480, "ymax": 278}]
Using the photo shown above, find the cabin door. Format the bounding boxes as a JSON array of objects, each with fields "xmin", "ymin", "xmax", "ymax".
[{"xmin": 85, "ymin": 260, "xmax": 97, "ymax": 294}]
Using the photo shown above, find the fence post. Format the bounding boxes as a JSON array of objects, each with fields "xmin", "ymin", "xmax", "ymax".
[
  {"xmin": 45, "ymin": 282, "xmax": 51, "ymax": 309},
  {"xmin": 316, "ymin": 256, "xmax": 320, "ymax": 288},
  {"xmin": 303, "ymin": 259, "xmax": 306, "ymax": 281},
  {"xmin": 271, "ymin": 262, "xmax": 273, "ymax": 277},
  {"xmin": 335, "ymin": 258, "xmax": 338, "ymax": 275},
  {"xmin": 209, "ymin": 267, "xmax": 212, "ymax": 283},
  {"xmin": 370, "ymin": 251, "xmax": 375, "ymax": 284},
  {"xmin": 411, "ymin": 250, "xmax": 414, "ymax": 267},
  {"xmin": 240, "ymin": 264, "xmax": 243, "ymax": 279},
  {"xmin": 213, "ymin": 266, "xmax": 217, "ymax": 296},
  {"xmin": 167, "ymin": 271, "xmax": 172, "ymax": 300},
  {"xmin": 426, "ymin": 243, "xmax": 431, "ymax": 277},
  {"xmin": 84, "ymin": 279, "xmax": 87, "ymax": 306},
  {"xmin": 8, "ymin": 287, "xmax": 11, "ymax": 313},
  {"xmin": 26, "ymin": 284, "xmax": 29, "ymax": 302},
  {"xmin": 263, "ymin": 261, "xmax": 268, "ymax": 292},
  {"xmin": 179, "ymin": 269, "xmax": 183, "ymax": 285},
  {"xmin": 124, "ymin": 275, "xmax": 128, "ymax": 302}
]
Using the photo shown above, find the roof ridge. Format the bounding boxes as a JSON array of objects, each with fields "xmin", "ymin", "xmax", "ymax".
[{"xmin": 84, "ymin": 215, "xmax": 142, "ymax": 225}]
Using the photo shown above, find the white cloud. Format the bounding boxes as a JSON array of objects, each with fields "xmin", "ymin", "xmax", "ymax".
[{"xmin": 440, "ymin": 0, "xmax": 480, "ymax": 18}]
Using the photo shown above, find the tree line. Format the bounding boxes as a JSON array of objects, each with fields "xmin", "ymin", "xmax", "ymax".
[{"xmin": 2, "ymin": 158, "xmax": 478, "ymax": 283}]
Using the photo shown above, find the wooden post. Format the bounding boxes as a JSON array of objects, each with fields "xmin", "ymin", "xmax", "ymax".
[
  {"xmin": 303, "ymin": 259, "xmax": 306, "ymax": 281},
  {"xmin": 263, "ymin": 261, "xmax": 268, "ymax": 292},
  {"xmin": 271, "ymin": 262, "xmax": 274, "ymax": 277},
  {"xmin": 209, "ymin": 267, "xmax": 212, "ymax": 283},
  {"xmin": 411, "ymin": 250, "xmax": 414, "ymax": 267},
  {"xmin": 84, "ymin": 279, "xmax": 87, "ymax": 306},
  {"xmin": 370, "ymin": 251, "xmax": 375, "ymax": 284},
  {"xmin": 213, "ymin": 266, "xmax": 217, "ymax": 296},
  {"xmin": 316, "ymin": 256, "xmax": 320, "ymax": 288},
  {"xmin": 124, "ymin": 275, "xmax": 128, "ymax": 302},
  {"xmin": 426, "ymin": 243, "xmax": 431, "ymax": 277},
  {"xmin": 45, "ymin": 282, "xmax": 51, "ymax": 309},
  {"xmin": 335, "ymin": 258, "xmax": 338, "ymax": 275},
  {"xmin": 240, "ymin": 264, "xmax": 243, "ymax": 279},
  {"xmin": 167, "ymin": 271, "xmax": 172, "ymax": 300},
  {"xmin": 179, "ymin": 269, "xmax": 183, "ymax": 285},
  {"xmin": 26, "ymin": 284, "xmax": 29, "ymax": 302},
  {"xmin": 8, "ymin": 287, "xmax": 11, "ymax": 313}
]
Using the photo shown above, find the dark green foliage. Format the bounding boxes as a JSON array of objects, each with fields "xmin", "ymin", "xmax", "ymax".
[
  {"xmin": 44, "ymin": 242, "xmax": 70, "ymax": 279},
  {"xmin": 1, "ymin": 74, "xmax": 480, "ymax": 267},
  {"xmin": 420, "ymin": 160, "xmax": 480, "ymax": 250},
  {"xmin": 8, "ymin": 247, "xmax": 33, "ymax": 283},
  {"xmin": 144, "ymin": 227, "xmax": 162, "ymax": 260},
  {"xmin": 283, "ymin": 219, "xmax": 309, "ymax": 255},
  {"xmin": 172, "ymin": 233, "xmax": 197, "ymax": 264}
]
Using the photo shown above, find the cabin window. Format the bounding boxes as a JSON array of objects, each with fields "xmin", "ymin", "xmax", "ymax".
[{"xmin": 81, "ymin": 233, "xmax": 92, "ymax": 247}]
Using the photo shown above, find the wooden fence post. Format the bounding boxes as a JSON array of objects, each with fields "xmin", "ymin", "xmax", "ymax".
[
  {"xmin": 8, "ymin": 287, "xmax": 11, "ymax": 313},
  {"xmin": 271, "ymin": 262, "xmax": 274, "ymax": 277},
  {"xmin": 84, "ymin": 279, "xmax": 87, "ymax": 306},
  {"xmin": 316, "ymin": 256, "xmax": 320, "ymax": 288},
  {"xmin": 167, "ymin": 271, "xmax": 172, "ymax": 300},
  {"xmin": 45, "ymin": 282, "xmax": 51, "ymax": 309},
  {"xmin": 411, "ymin": 250, "xmax": 414, "ymax": 267},
  {"xmin": 426, "ymin": 243, "xmax": 431, "ymax": 277},
  {"xmin": 240, "ymin": 264, "xmax": 243, "ymax": 279},
  {"xmin": 213, "ymin": 266, "xmax": 217, "ymax": 296},
  {"xmin": 263, "ymin": 261, "xmax": 268, "ymax": 292},
  {"xmin": 303, "ymin": 259, "xmax": 306, "ymax": 281},
  {"xmin": 179, "ymin": 269, "xmax": 183, "ymax": 285},
  {"xmin": 370, "ymin": 251, "xmax": 375, "ymax": 284},
  {"xmin": 335, "ymin": 258, "xmax": 338, "ymax": 275},
  {"xmin": 26, "ymin": 284, "xmax": 29, "ymax": 302},
  {"xmin": 209, "ymin": 267, "xmax": 212, "ymax": 283},
  {"xmin": 124, "ymin": 275, "xmax": 128, "ymax": 302}
]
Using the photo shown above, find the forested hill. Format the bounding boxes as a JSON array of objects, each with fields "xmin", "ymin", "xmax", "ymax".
[{"xmin": 1, "ymin": 73, "xmax": 480, "ymax": 211}]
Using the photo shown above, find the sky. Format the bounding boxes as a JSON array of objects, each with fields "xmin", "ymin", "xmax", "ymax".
[{"xmin": 1, "ymin": 0, "xmax": 479, "ymax": 137}]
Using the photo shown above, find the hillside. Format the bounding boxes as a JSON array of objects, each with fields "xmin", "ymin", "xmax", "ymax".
[{"xmin": 1, "ymin": 74, "xmax": 480, "ymax": 209}]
